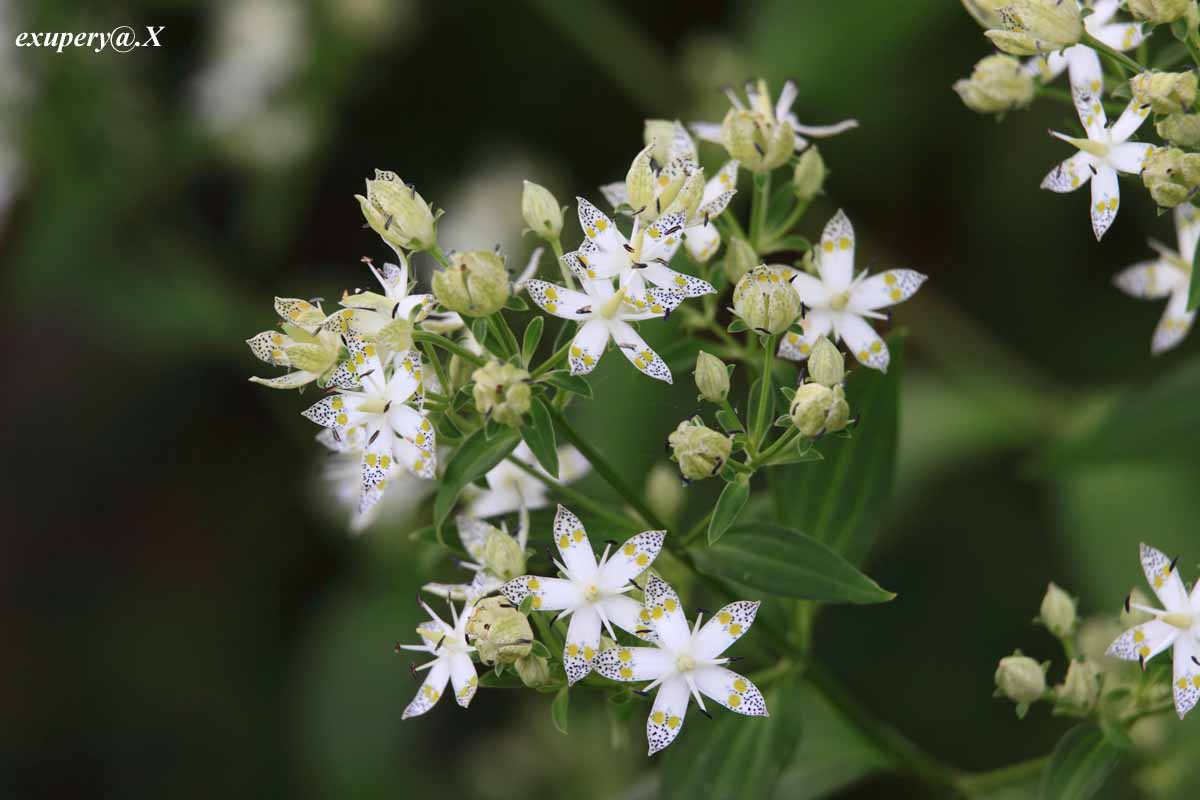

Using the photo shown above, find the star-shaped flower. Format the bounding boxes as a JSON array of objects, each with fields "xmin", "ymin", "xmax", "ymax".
[
  {"xmin": 1024, "ymin": 3, "xmax": 1145, "ymax": 83},
  {"xmin": 423, "ymin": 509, "xmax": 529, "ymax": 601},
  {"xmin": 595, "ymin": 574, "xmax": 767, "ymax": 754},
  {"xmin": 499, "ymin": 505, "xmax": 665, "ymax": 685},
  {"xmin": 337, "ymin": 253, "xmax": 462, "ymax": 347},
  {"xmin": 463, "ymin": 442, "xmax": 590, "ymax": 519},
  {"xmin": 1113, "ymin": 204, "xmax": 1198, "ymax": 354},
  {"xmin": 778, "ymin": 210, "xmax": 926, "ymax": 372},
  {"xmin": 397, "ymin": 598, "xmax": 479, "ymax": 719},
  {"xmin": 317, "ymin": 425, "xmax": 438, "ymax": 533},
  {"xmin": 301, "ymin": 334, "xmax": 436, "ymax": 516},
  {"xmin": 690, "ymin": 79, "xmax": 858, "ymax": 154},
  {"xmin": 1106, "ymin": 543, "xmax": 1200, "ymax": 719},
  {"xmin": 524, "ymin": 275, "xmax": 681, "ymax": 383},
  {"xmin": 246, "ymin": 297, "xmax": 343, "ymax": 389},
  {"xmin": 1041, "ymin": 46, "xmax": 1154, "ymax": 241}
]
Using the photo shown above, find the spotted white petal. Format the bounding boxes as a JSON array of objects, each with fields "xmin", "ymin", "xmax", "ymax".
[
  {"xmin": 1067, "ymin": 46, "xmax": 1106, "ymax": 137},
  {"xmin": 641, "ymin": 261, "xmax": 715, "ymax": 299},
  {"xmin": 644, "ymin": 574, "xmax": 690, "ymax": 651},
  {"xmin": 835, "ymin": 312, "xmax": 889, "ymax": 372},
  {"xmin": 552, "ymin": 505, "xmax": 599, "ymax": 581},
  {"xmin": 609, "ymin": 320, "xmax": 672, "ymax": 384},
  {"xmin": 1106, "ymin": 619, "xmax": 1179, "ymax": 663},
  {"xmin": 564, "ymin": 605, "xmax": 602, "ymax": 685},
  {"xmin": 1041, "ymin": 152, "xmax": 1093, "ymax": 194},
  {"xmin": 684, "ymin": 221, "xmax": 721, "ymax": 262},
  {"xmin": 693, "ymin": 666, "xmax": 769, "ymax": 717},
  {"xmin": 778, "ymin": 309, "xmax": 832, "ymax": 361},
  {"xmin": 449, "ymin": 653, "xmax": 478, "ymax": 708},
  {"xmin": 851, "ymin": 269, "xmax": 927, "ymax": 312},
  {"xmin": 1141, "ymin": 542, "xmax": 1190, "ymax": 611},
  {"xmin": 403, "ymin": 659, "xmax": 450, "ymax": 719},
  {"xmin": 1110, "ymin": 98, "xmax": 1152, "ymax": 144},
  {"xmin": 1107, "ymin": 142, "xmax": 1156, "ymax": 175},
  {"xmin": 568, "ymin": 318, "xmax": 610, "ymax": 376},
  {"xmin": 526, "ymin": 279, "xmax": 595, "ymax": 320},
  {"xmin": 647, "ymin": 675, "xmax": 690, "ymax": 755},
  {"xmin": 693, "ymin": 601, "xmax": 760, "ymax": 660},
  {"xmin": 1113, "ymin": 261, "xmax": 1179, "ymax": 300},
  {"xmin": 598, "ymin": 593, "xmax": 649, "ymax": 638},
  {"xmin": 1152, "ymin": 289, "xmax": 1196, "ymax": 354},
  {"xmin": 1089, "ymin": 165, "xmax": 1120, "ymax": 241},
  {"xmin": 598, "ymin": 530, "xmax": 666, "ymax": 592},
  {"xmin": 1171, "ymin": 636, "xmax": 1200, "ymax": 719},
  {"xmin": 817, "ymin": 210, "xmax": 856, "ymax": 291},
  {"xmin": 594, "ymin": 644, "xmax": 673, "ymax": 682},
  {"xmin": 500, "ymin": 575, "xmax": 581, "ymax": 612}
]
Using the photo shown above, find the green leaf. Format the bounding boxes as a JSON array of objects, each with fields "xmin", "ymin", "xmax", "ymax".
[
  {"xmin": 538, "ymin": 371, "xmax": 593, "ymax": 399},
  {"xmin": 505, "ymin": 294, "xmax": 529, "ymax": 312},
  {"xmin": 529, "ymin": 640, "xmax": 551, "ymax": 659},
  {"xmin": 767, "ymin": 441, "xmax": 824, "ymax": 467},
  {"xmin": 518, "ymin": 594, "xmax": 534, "ymax": 615},
  {"xmin": 433, "ymin": 426, "xmax": 522, "ymax": 531},
  {"xmin": 1189, "ymin": 228, "xmax": 1200, "ymax": 311},
  {"xmin": 521, "ymin": 315, "xmax": 544, "ymax": 365},
  {"xmin": 479, "ymin": 668, "xmax": 525, "ymax": 689},
  {"xmin": 728, "ymin": 318, "xmax": 749, "ymax": 333},
  {"xmin": 1039, "ymin": 723, "xmax": 1124, "ymax": 800},
  {"xmin": 551, "ymin": 687, "xmax": 570, "ymax": 734},
  {"xmin": 716, "ymin": 408, "xmax": 745, "ymax": 433},
  {"xmin": 772, "ymin": 334, "xmax": 902, "ymax": 565},
  {"xmin": 708, "ymin": 476, "xmax": 750, "ymax": 545},
  {"xmin": 660, "ymin": 680, "xmax": 804, "ymax": 800},
  {"xmin": 691, "ymin": 523, "xmax": 895, "ymax": 603},
  {"xmin": 522, "ymin": 397, "xmax": 559, "ymax": 476},
  {"xmin": 768, "ymin": 234, "xmax": 812, "ymax": 253}
]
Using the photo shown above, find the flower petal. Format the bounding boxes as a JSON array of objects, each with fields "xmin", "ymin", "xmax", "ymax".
[
  {"xmin": 1110, "ymin": 98, "xmax": 1152, "ymax": 144},
  {"xmin": 1067, "ymin": 46, "xmax": 1106, "ymax": 137},
  {"xmin": 834, "ymin": 312, "xmax": 889, "ymax": 372},
  {"xmin": 402, "ymin": 659, "xmax": 450, "ymax": 719},
  {"xmin": 600, "ymin": 181, "xmax": 629, "ymax": 210},
  {"xmin": 1106, "ymin": 619, "xmax": 1179, "ymax": 664},
  {"xmin": 1113, "ymin": 260, "xmax": 1180, "ymax": 300},
  {"xmin": 1172, "ymin": 635, "xmax": 1200, "ymax": 719},
  {"xmin": 689, "ymin": 121, "xmax": 723, "ymax": 144},
  {"xmin": 817, "ymin": 210, "xmax": 856, "ymax": 291},
  {"xmin": 644, "ymin": 574, "xmax": 691, "ymax": 652},
  {"xmin": 693, "ymin": 666, "xmax": 769, "ymax": 717},
  {"xmin": 699, "ymin": 160, "xmax": 738, "ymax": 214},
  {"xmin": 1141, "ymin": 542, "xmax": 1191, "ymax": 610},
  {"xmin": 552, "ymin": 505, "xmax": 599, "ymax": 581},
  {"xmin": 598, "ymin": 593, "xmax": 650, "ymax": 639},
  {"xmin": 1152, "ymin": 289, "xmax": 1196, "ymax": 354},
  {"xmin": 1107, "ymin": 141, "xmax": 1156, "ymax": 174},
  {"xmin": 569, "ymin": 318, "xmax": 610, "ymax": 376},
  {"xmin": 393, "ymin": 436, "xmax": 435, "ymax": 479},
  {"xmin": 454, "ymin": 515, "xmax": 492, "ymax": 563},
  {"xmin": 1089, "ymin": 165, "xmax": 1120, "ymax": 241},
  {"xmin": 609, "ymin": 320, "xmax": 672, "ymax": 384},
  {"xmin": 449, "ymin": 653, "xmax": 479, "ymax": 708},
  {"xmin": 598, "ymin": 530, "xmax": 666, "ymax": 593},
  {"xmin": 594, "ymin": 644, "xmax": 672, "ymax": 682},
  {"xmin": 1176, "ymin": 204, "xmax": 1200, "ymax": 259},
  {"xmin": 499, "ymin": 575, "xmax": 581, "ymax": 612},
  {"xmin": 641, "ymin": 262, "xmax": 715, "ymax": 298},
  {"xmin": 1040, "ymin": 152, "xmax": 1092, "ymax": 194},
  {"xmin": 850, "ymin": 269, "xmax": 927, "ymax": 312},
  {"xmin": 683, "ymin": 221, "xmax": 721, "ymax": 263},
  {"xmin": 526, "ymin": 279, "xmax": 595, "ymax": 320},
  {"xmin": 647, "ymin": 675, "xmax": 690, "ymax": 755},
  {"xmin": 692, "ymin": 601, "xmax": 760, "ymax": 661},
  {"xmin": 641, "ymin": 211, "xmax": 687, "ymax": 264},
  {"xmin": 564, "ymin": 605, "xmax": 602, "ymax": 686}
]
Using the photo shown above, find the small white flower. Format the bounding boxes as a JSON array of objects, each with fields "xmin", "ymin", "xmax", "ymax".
[
  {"xmin": 1041, "ymin": 46, "xmax": 1154, "ymax": 241},
  {"xmin": 690, "ymin": 79, "xmax": 858, "ymax": 153},
  {"xmin": 1024, "ymin": 3, "xmax": 1145, "ymax": 83},
  {"xmin": 525, "ymin": 272, "xmax": 681, "ymax": 383},
  {"xmin": 595, "ymin": 574, "xmax": 767, "ymax": 755},
  {"xmin": 1106, "ymin": 543, "xmax": 1200, "ymax": 719},
  {"xmin": 1113, "ymin": 204, "xmax": 1198, "ymax": 354},
  {"xmin": 246, "ymin": 297, "xmax": 342, "ymax": 389},
  {"xmin": 423, "ymin": 509, "xmax": 529, "ymax": 601},
  {"xmin": 463, "ymin": 442, "xmax": 590, "ymax": 519},
  {"xmin": 301, "ymin": 335, "xmax": 436, "ymax": 517},
  {"xmin": 499, "ymin": 506, "xmax": 665, "ymax": 685},
  {"xmin": 338, "ymin": 252, "xmax": 462, "ymax": 345},
  {"xmin": 779, "ymin": 210, "xmax": 926, "ymax": 372},
  {"xmin": 317, "ymin": 427, "xmax": 439, "ymax": 533},
  {"xmin": 397, "ymin": 598, "xmax": 479, "ymax": 719},
  {"xmin": 599, "ymin": 121, "xmax": 700, "ymax": 218}
]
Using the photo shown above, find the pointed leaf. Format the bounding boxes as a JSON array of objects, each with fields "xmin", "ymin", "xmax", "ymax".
[
  {"xmin": 522, "ymin": 397, "xmax": 559, "ymax": 477},
  {"xmin": 522, "ymin": 315, "xmax": 544, "ymax": 365},
  {"xmin": 551, "ymin": 686, "xmax": 570, "ymax": 734},
  {"xmin": 433, "ymin": 426, "xmax": 522, "ymax": 531},
  {"xmin": 708, "ymin": 476, "xmax": 750, "ymax": 545},
  {"xmin": 538, "ymin": 371, "xmax": 593, "ymax": 399},
  {"xmin": 1038, "ymin": 723, "xmax": 1124, "ymax": 800}
]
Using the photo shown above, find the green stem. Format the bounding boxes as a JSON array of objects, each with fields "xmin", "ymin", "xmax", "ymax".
[
  {"xmin": 955, "ymin": 756, "xmax": 1048, "ymax": 796},
  {"xmin": 413, "ymin": 330, "xmax": 486, "ymax": 367},
  {"xmin": 681, "ymin": 510, "xmax": 714, "ymax": 547},
  {"xmin": 532, "ymin": 336, "xmax": 574, "ymax": 378},
  {"xmin": 751, "ymin": 335, "xmax": 777, "ymax": 452},
  {"xmin": 548, "ymin": 236, "xmax": 577, "ymax": 290},
  {"xmin": 1083, "ymin": 33, "xmax": 1145, "ymax": 76},
  {"xmin": 752, "ymin": 427, "xmax": 800, "ymax": 469},
  {"xmin": 749, "ymin": 171, "xmax": 772, "ymax": 247},
  {"xmin": 549, "ymin": 407, "xmax": 668, "ymax": 531},
  {"xmin": 429, "ymin": 243, "xmax": 453, "ymax": 269},
  {"xmin": 762, "ymin": 199, "xmax": 809, "ymax": 249},
  {"xmin": 486, "ymin": 315, "xmax": 516, "ymax": 360},
  {"xmin": 718, "ymin": 208, "xmax": 748, "ymax": 243},
  {"xmin": 1121, "ymin": 701, "xmax": 1176, "ymax": 726},
  {"xmin": 505, "ymin": 455, "xmax": 641, "ymax": 531}
]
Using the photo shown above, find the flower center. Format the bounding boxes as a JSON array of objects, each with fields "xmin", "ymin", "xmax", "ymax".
[
  {"xmin": 599, "ymin": 287, "xmax": 628, "ymax": 320},
  {"xmin": 675, "ymin": 654, "xmax": 696, "ymax": 673},
  {"xmin": 584, "ymin": 583, "xmax": 600, "ymax": 602},
  {"xmin": 1062, "ymin": 135, "xmax": 1109, "ymax": 160},
  {"xmin": 829, "ymin": 290, "xmax": 850, "ymax": 311},
  {"xmin": 1161, "ymin": 611, "xmax": 1193, "ymax": 631},
  {"xmin": 358, "ymin": 396, "xmax": 387, "ymax": 415}
]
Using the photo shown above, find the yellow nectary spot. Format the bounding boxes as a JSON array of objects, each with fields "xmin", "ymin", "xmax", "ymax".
[
  {"xmin": 870, "ymin": 341, "xmax": 882, "ymax": 354},
  {"xmin": 415, "ymin": 433, "xmax": 426, "ymax": 446},
  {"xmin": 634, "ymin": 357, "xmax": 646, "ymax": 369},
  {"xmin": 289, "ymin": 309, "xmax": 301, "ymax": 319},
  {"xmin": 587, "ymin": 227, "xmax": 597, "ymax": 239},
  {"xmin": 421, "ymin": 419, "xmax": 431, "ymax": 431},
  {"xmin": 658, "ymin": 174, "xmax": 669, "ymax": 187},
  {"xmin": 582, "ymin": 355, "xmax": 594, "ymax": 366},
  {"xmin": 413, "ymin": 370, "xmax": 422, "ymax": 381},
  {"xmin": 413, "ymin": 459, "xmax": 425, "ymax": 472},
  {"xmin": 1071, "ymin": 177, "xmax": 1080, "ymax": 188},
  {"xmin": 619, "ymin": 649, "xmax": 632, "ymax": 662},
  {"xmin": 652, "ymin": 711, "xmax": 665, "ymax": 725},
  {"xmin": 648, "ymin": 227, "xmax": 661, "ymax": 239},
  {"xmin": 889, "ymin": 289, "xmax": 902, "ymax": 301},
  {"xmin": 1107, "ymin": 197, "xmax": 1118, "ymax": 211},
  {"xmin": 365, "ymin": 345, "xmax": 376, "ymax": 357},
  {"xmin": 884, "ymin": 273, "xmax": 897, "ymax": 286},
  {"xmin": 381, "ymin": 455, "xmax": 391, "ymax": 469},
  {"xmin": 650, "ymin": 304, "xmax": 663, "ymax": 314},
  {"xmin": 639, "ymin": 609, "xmax": 650, "ymax": 622},
  {"xmin": 586, "ymin": 269, "xmax": 597, "ymax": 279},
  {"xmin": 377, "ymin": 479, "xmax": 387, "ymax": 491},
  {"xmin": 729, "ymin": 623, "xmax": 742, "ymax": 636},
  {"xmin": 355, "ymin": 353, "xmax": 365, "ymax": 365},
  {"xmin": 573, "ymin": 529, "xmax": 584, "ymax": 542},
  {"xmin": 799, "ymin": 343, "xmax": 811, "ymax": 355},
  {"xmin": 528, "ymin": 577, "xmax": 540, "ymax": 590},
  {"xmin": 1134, "ymin": 630, "xmax": 1145, "ymax": 643},
  {"xmin": 583, "ymin": 646, "xmax": 595, "ymax": 660},
  {"xmin": 532, "ymin": 596, "xmax": 542, "ymax": 609},
  {"xmin": 571, "ymin": 346, "xmax": 582, "ymax": 357},
  {"xmin": 636, "ymin": 553, "xmax": 649, "ymax": 566},
  {"xmin": 336, "ymin": 413, "xmax": 349, "ymax": 426},
  {"xmin": 733, "ymin": 678, "xmax": 747, "ymax": 693},
  {"xmin": 366, "ymin": 453, "xmax": 378, "ymax": 468},
  {"xmin": 596, "ymin": 218, "xmax": 608, "ymax": 231},
  {"xmin": 1193, "ymin": 675, "xmax": 1200, "ymax": 688},
  {"xmin": 567, "ymin": 644, "xmax": 579, "ymax": 657},
  {"xmin": 858, "ymin": 350, "xmax": 869, "ymax": 362},
  {"xmin": 620, "ymin": 666, "xmax": 633, "ymax": 679},
  {"xmin": 839, "ymin": 236, "xmax": 851, "ymax": 250},
  {"xmin": 667, "ymin": 715, "xmax": 681, "ymax": 729},
  {"xmin": 1180, "ymin": 679, "xmax": 1189, "ymax": 689},
  {"xmin": 823, "ymin": 241, "xmax": 834, "ymax": 253},
  {"xmin": 1139, "ymin": 645, "xmax": 1150, "ymax": 657},
  {"xmin": 332, "ymin": 397, "xmax": 344, "ymax": 410},
  {"xmin": 674, "ymin": 275, "xmax": 686, "ymax": 286},
  {"xmin": 545, "ymin": 302, "xmax": 557, "ymax": 313},
  {"xmin": 1095, "ymin": 201, "xmax": 1105, "ymax": 213},
  {"xmin": 623, "ymin": 543, "xmax": 637, "ymax": 557},
  {"xmin": 728, "ymin": 694, "xmax": 742, "ymax": 707},
  {"xmin": 651, "ymin": 606, "xmax": 664, "ymax": 619},
  {"xmin": 559, "ymin": 534, "xmax": 570, "ymax": 549},
  {"xmin": 718, "ymin": 611, "xmax": 732, "ymax": 625},
  {"xmin": 1155, "ymin": 576, "xmax": 1164, "ymax": 588},
  {"xmin": 665, "ymin": 598, "xmax": 677, "ymax": 612},
  {"xmin": 1090, "ymin": 79, "xmax": 1100, "ymax": 92},
  {"xmin": 546, "ymin": 286, "xmax": 558, "ymax": 300}
]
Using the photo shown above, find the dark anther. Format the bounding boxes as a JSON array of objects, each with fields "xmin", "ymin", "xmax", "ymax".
[
  {"xmin": 392, "ymin": 302, "xmax": 401, "ymax": 318},
  {"xmin": 384, "ymin": 401, "xmax": 392, "ymax": 413},
  {"xmin": 699, "ymin": 707, "xmax": 713, "ymax": 719},
  {"xmin": 409, "ymin": 663, "xmax": 420, "ymax": 681},
  {"xmin": 1169, "ymin": 556, "xmax": 1179, "ymax": 573},
  {"xmin": 623, "ymin": 243, "xmax": 635, "ymax": 253},
  {"xmin": 604, "ymin": 539, "xmax": 619, "ymax": 547},
  {"xmin": 368, "ymin": 430, "xmax": 380, "ymax": 446},
  {"xmin": 383, "ymin": 214, "xmax": 394, "ymax": 230},
  {"xmin": 1124, "ymin": 593, "xmax": 1132, "ymax": 614}
]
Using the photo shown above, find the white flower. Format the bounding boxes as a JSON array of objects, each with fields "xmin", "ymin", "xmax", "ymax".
[
  {"xmin": 1041, "ymin": 47, "xmax": 1154, "ymax": 241},
  {"xmin": 595, "ymin": 574, "xmax": 768, "ymax": 754},
  {"xmin": 316, "ymin": 427, "xmax": 439, "ymax": 533},
  {"xmin": 690, "ymin": 79, "xmax": 858, "ymax": 153},
  {"xmin": 1113, "ymin": 204, "xmax": 1199, "ymax": 354},
  {"xmin": 499, "ymin": 506, "xmax": 665, "ymax": 685},
  {"xmin": 1106, "ymin": 543, "xmax": 1200, "ymax": 719},
  {"xmin": 463, "ymin": 442, "xmax": 590, "ymax": 519},
  {"xmin": 573, "ymin": 197, "xmax": 715, "ymax": 306},
  {"xmin": 779, "ymin": 210, "xmax": 926, "ymax": 372},
  {"xmin": 397, "ymin": 598, "xmax": 479, "ymax": 719},
  {"xmin": 599, "ymin": 121, "xmax": 700, "ymax": 218},
  {"xmin": 246, "ymin": 297, "xmax": 344, "ymax": 389},
  {"xmin": 1025, "ymin": 3, "xmax": 1145, "ymax": 83},
  {"xmin": 338, "ymin": 252, "xmax": 462, "ymax": 345},
  {"xmin": 301, "ymin": 336, "xmax": 436, "ymax": 517},
  {"xmin": 524, "ymin": 273, "xmax": 681, "ymax": 383},
  {"xmin": 423, "ymin": 509, "xmax": 529, "ymax": 601}
]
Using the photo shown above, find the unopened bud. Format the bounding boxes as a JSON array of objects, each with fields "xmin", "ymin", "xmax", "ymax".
[
  {"xmin": 792, "ymin": 146, "xmax": 827, "ymax": 202},
  {"xmin": 522, "ymin": 181, "xmax": 563, "ymax": 241},
  {"xmin": 962, "ymin": 0, "xmax": 1007, "ymax": 28},
  {"xmin": 994, "ymin": 650, "xmax": 1048, "ymax": 715},
  {"xmin": 514, "ymin": 654, "xmax": 551, "ymax": 687},
  {"xmin": 1038, "ymin": 582, "xmax": 1078, "ymax": 638},
  {"xmin": 694, "ymin": 351, "xmax": 730, "ymax": 403},
  {"xmin": 807, "ymin": 336, "xmax": 845, "ymax": 387},
  {"xmin": 1156, "ymin": 112, "xmax": 1200, "ymax": 147},
  {"xmin": 433, "ymin": 250, "xmax": 511, "ymax": 317},
  {"xmin": 1128, "ymin": 0, "xmax": 1191, "ymax": 24},
  {"xmin": 721, "ymin": 82, "xmax": 795, "ymax": 172},
  {"xmin": 732, "ymin": 265, "xmax": 801, "ymax": 334},
  {"xmin": 472, "ymin": 361, "xmax": 532, "ymax": 426},
  {"xmin": 645, "ymin": 463, "xmax": 685, "ymax": 525},
  {"xmin": 1131, "ymin": 71, "xmax": 1198, "ymax": 114},
  {"xmin": 723, "ymin": 237, "xmax": 759, "ymax": 284},
  {"xmin": 789, "ymin": 383, "xmax": 832, "ymax": 437},
  {"xmin": 665, "ymin": 168, "xmax": 706, "ymax": 219},
  {"xmin": 1143, "ymin": 147, "xmax": 1200, "ymax": 207},
  {"xmin": 985, "ymin": 0, "xmax": 1083, "ymax": 56},
  {"xmin": 1055, "ymin": 659, "xmax": 1101, "ymax": 715},
  {"xmin": 466, "ymin": 597, "xmax": 534, "ymax": 666},
  {"xmin": 356, "ymin": 170, "xmax": 436, "ymax": 252},
  {"xmin": 643, "ymin": 119, "xmax": 678, "ymax": 165},
  {"xmin": 668, "ymin": 418, "xmax": 733, "ymax": 481},
  {"xmin": 376, "ymin": 318, "xmax": 414, "ymax": 354},
  {"xmin": 954, "ymin": 54, "xmax": 1036, "ymax": 114},
  {"xmin": 482, "ymin": 527, "xmax": 526, "ymax": 582}
]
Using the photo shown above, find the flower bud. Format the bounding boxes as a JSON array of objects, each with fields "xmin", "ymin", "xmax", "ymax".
[
  {"xmin": 723, "ymin": 237, "xmax": 759, "ymax": 284},
  {"xmin": 985, "ymin": 1, "xmax": 1083, "ymax": 56},
  {"xmin": 825, "ymin": 384, "xmax": 850, "ymax": 433},
  {"xmin": 1128, "ymin": 0, "xmax": 1191, "ymax": 24},
  {"xmin": 694, "ymin": 351, "xmax": 730, "ymax": 403},
  {"xmin": 954, "ymin": 54, "xmax": 1036, "ymax": 114},
  {"xmin": 791, "ymin": 146, "xmax": 827, "ymax": 203},
  {"xmin": 1142, "ymin": 147, "xmax": 1200, "ymax": 207},
  {"xmin": 645, "ymin": 463, "xmax": 684, "ymax": 525},
  {"xmin": 668, "ymin": 418, "xmax": 733, "ymax": 481},
  {"xmin": 789, "ymin": 383, "xmax": 833, "ymax": 437},
  {"xmin": 962, "ymin": 0, "xmax": 1007, "ymax": 28},
  {"xmin": 732, "ymin": 265, "xmax": 801, "ymax": 334},
  {"xmin": 721, "ymin": 101, "xmax": 795, "ymax": 172},
  {"xmin": 522, "ymin": 181, "xmax": 563, "ymax": 241},
  {"xmin": 376, "ymin": 318, "xmax": 414, "ymax": 354},
  {"xmin": 482, "ymin": 527, "xmax": 526, "ymax": 581},
  {"xmin": 995, "ymin": 651, "xmax": 1048, "ymax": 714},
  {"xmin": 466, "ymin": 597, "xmax": 534, "ymax": 666},
  {"xmin": 514, "ymin": 654, "xmax": 551, "ymax": 687},
  {"xmin": 1156, "ymin": 112, "xmax": 1200, "ymax": 147},
  {"xmin": 472, "ymin": 361, "xmax": 532, "ymax": 426},
  {"xmin": 643, "ymin": 119, "xmax": 677, "ymax": 165},
  {"xmin": 432, "ymin": 250, "xmax": 511, "ymax": 317},
  {"xmin": 1055, "ymin": 659, "xmax": 1101, "ymax": 715},
  {"xmin": 356, "ymin": 169, "xmax": 436, "ymax": 251},
  {"xmin": 1038, "ymin": 582, "xmax": 1077, "ymax": 638},
  {"xmin": 807, "ymin": 336, "xmax": 845, "ymax": 387},
  {"xmin": 1131, "ymin": 71, "xmax": 1198, "ymax": 114}
]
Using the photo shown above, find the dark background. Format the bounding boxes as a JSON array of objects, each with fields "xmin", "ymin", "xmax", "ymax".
[{"xmin": 3, "ymin": 1, "xmax": 1198, "ymax": 797}]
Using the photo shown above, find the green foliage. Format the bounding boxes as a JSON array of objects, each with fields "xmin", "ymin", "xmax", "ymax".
[
  {"xmin": 1039, "ymin": 724, "xmax": 1125, "ymax": 800},
  {"xmin": 551, "ymin": 687, "xmax": 570, "ymax": 735},
  {"xmin": 708, "ymin": 475, "xmax": 750, "ymax": 544},
  {"xmin": 522, "ymin": 397, "xmax": 559, "ymax": 476},
  {"xmin": 433, "ymin": 426, "xmax": 521, "ymax": 531}
]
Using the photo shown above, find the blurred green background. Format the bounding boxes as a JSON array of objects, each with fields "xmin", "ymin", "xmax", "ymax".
[{"xmin": 4, "ymin": 0, "xmax": 1199, "ymax": 797}]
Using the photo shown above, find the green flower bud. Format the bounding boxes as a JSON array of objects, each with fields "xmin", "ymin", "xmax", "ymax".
[
  {"xmin": 665, "ymin": 168, "xmax": 707, "ymax": 219},
  {"xmin": 432, "ymin": 250, "xmax": 511, "ymax": 317},
  {"xmin": 1055, "ymin": 659, "xmax": 1101, "ymax": 716},
  {"xmin": 732, "ymin": 265, "xmax": 801, "ymax": 334},
  {"xmin": 1038, "ymin": 582, "xmax": 1077, "ymax": 638},
  {"xmin": 792, "ymin": 146, "xmax": 827, "ymax": 202},
  {"xmin": 514, "ymin": 654, "xmax": 551, "ymax": 688},
  {"xmin": 644, "ymin": 119, "xmax": 678, "ymax": 165},
  {"xmin": 1128, "ymin": 0, "xmax": 1192, "ymax": 24},
  {"xmin": 954, "ymin": 54, "xmax": 1036, "ymax": 114},
  {"xmin": 826, "ymin": 384, "xmax": 850, "ymax": 433},
  {"xmin": 1131, "ymin": 71, "xmax": 1198, "ymax": 114},
  {"xmin": 668, "ymin": 418, "xmax": 733, "ymax": 481},
  {"xmin": 962, "ymin": 0, "xmax": 1007, "ymax": 28},
  {"xmin": 472, "ymin": 361, "xmax": 532, "ymax": 426},
  {"xmin": 356, "ymin": 169, "xmax": 436, "ymax": 252},
  {"xmin": 1156, "ymin": 112, "xmax": 1200, "ymax": 147},
  {"xmin": 482, "ymin": 527, "xmax": 526, "ymax": 581},
  {"xmin": 723, "ymin": 237, "xmax": 759, "ymax": 284},
  {"xmin": 376, "ymin": 318, "xmax": 414, "ymax": 354},
  {"xmin": 721, "ymin": 88, "xmax": 795, "ymax": 173},
  {"xmin": 522, "ymin": 181, "xmax": 563, "ymax": 241},
  {"xmin": 985, "ymin": 1, "xmax": 1083, "ymax": 56},
  {"xmin": 1142, "ymin": 147, "xmax": 1200, "ymax": 207},
  {"xmin": 645, "ymin": 463, "xmax": 684, "ymax": 526},
  {"xmin": 807, "ymin": 336, "xmax": 845, "ymax": 387},
  {"xmin": 466, "ymin": 597, "xmax": 534, "ymax": 666},
  {"xmin": 694, "ymin": 351, "xmax": 730, "ymax": 403},
  {"xmin": 789, "ymin": 383, "xmax": 833, "ymax": 437},
  {"xmin": 994, "ymin": 650, "xmax": 1049, "ymax": 715}
]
